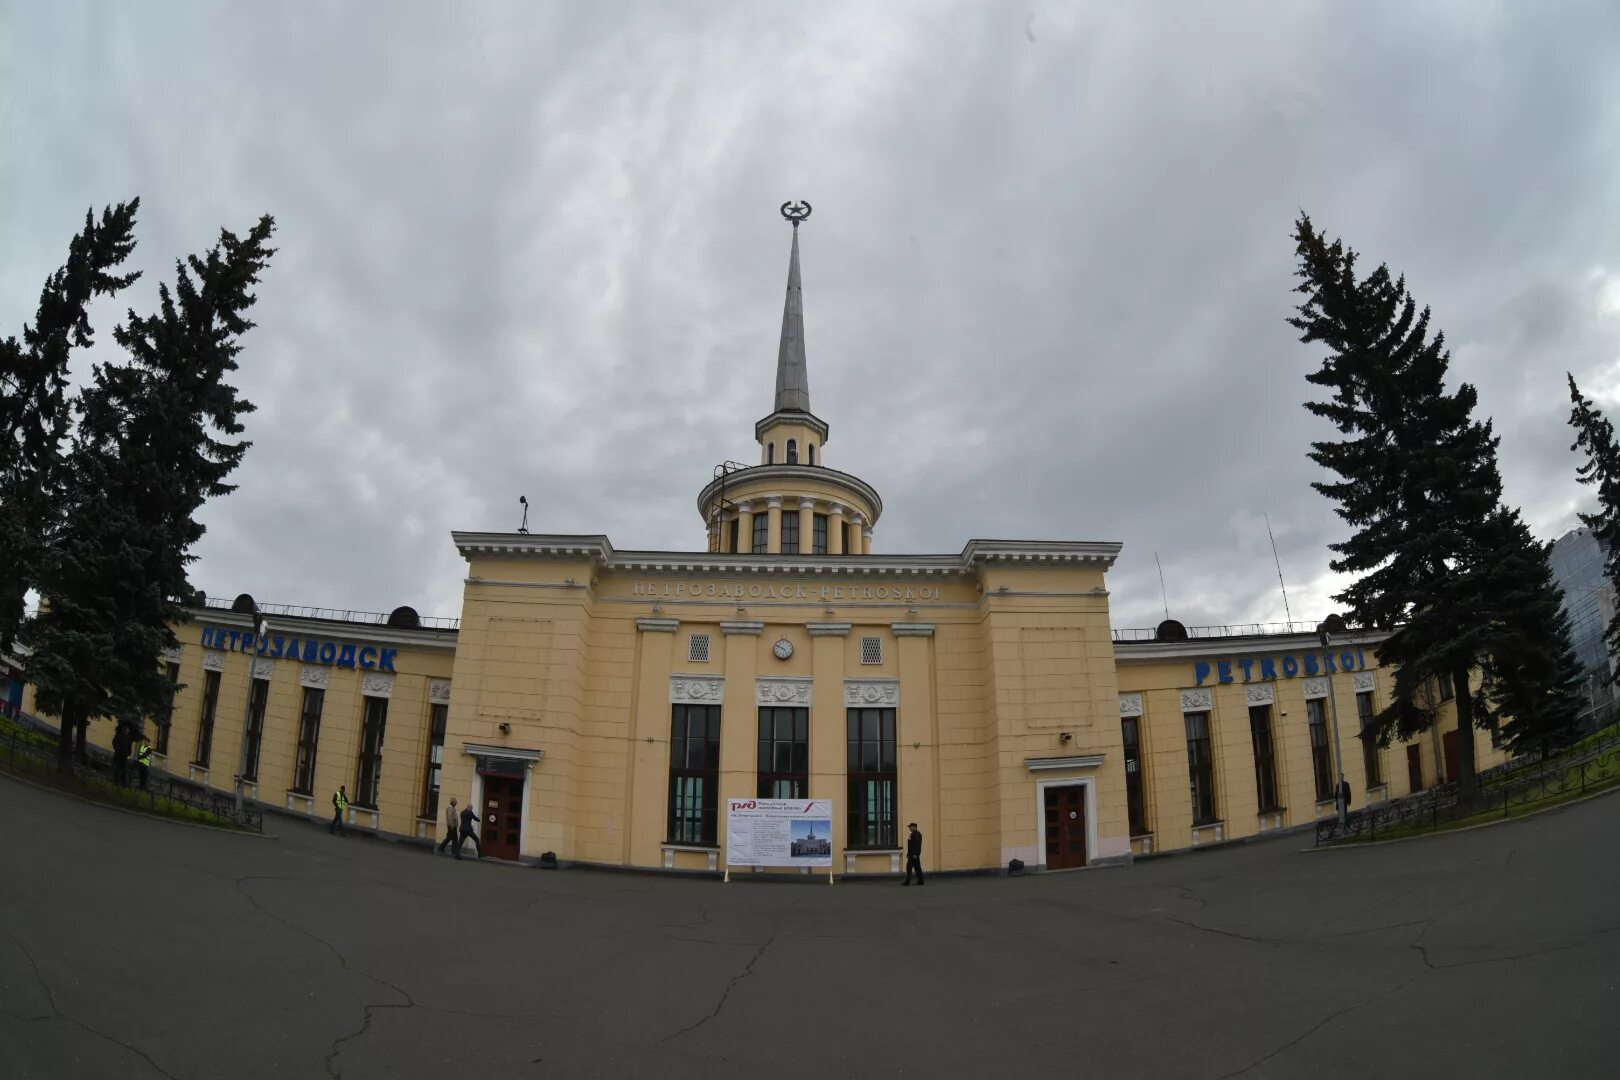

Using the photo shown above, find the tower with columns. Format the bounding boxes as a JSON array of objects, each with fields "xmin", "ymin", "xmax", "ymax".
[{"xmin": 697, "ymin": 205, "xmax": 881, "ymax": 557}]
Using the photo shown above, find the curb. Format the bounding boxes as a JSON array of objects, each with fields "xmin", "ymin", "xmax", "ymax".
[
  {"xmin": 1304, "ymin": 781, "xmax": 1620, "ymax": 851},
  {"xmin": 0, "ymin": 767, "xmax": 274, "ymax": 839}
]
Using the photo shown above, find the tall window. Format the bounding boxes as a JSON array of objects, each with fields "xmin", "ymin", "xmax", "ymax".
[
  {"xmin": 847, "ymin": 707, "xmax": 896, "ymax": 848},
  {"xmin": 355, "ymin": 696, "xmax": 389, "ymax": 808},
  {"xmin": 157, "ymin": 661, "xmax": 180, "ymax": 756},
  {"xmin": 767, "ymin": 443, "xmax": 775, "ymax": 464},
  {"xmin": 1357, "ymin": 691, "xmax": 1382, "ymax": 788},
  {"xmin": 1249, "ymin": 704, "xmax": 1280, "ymax": 811},
  {"xmin": 194, "ymin": 670, "xmax": 221, "ymax": 768},
  {"xmin": 753, "ymin": 513, "xmax": 768, "ymax": 553},
  {"xmin": 729, "ymin": 519, "xmax": 739, "ymax": 553},
  {"xmin": 1307, "ymin": 698, "xmax": 1333, "ymax": 801},
  {"xmin": 808, "ymin": 444, "xmax": 816, "ymax": 466},
  {"xmin": 243, "ymin": 678, "xmax": 270, "ymax": 782},
  {"xmin": 292, "ymin": 687, "xmax": 324, "ymax": 795},
  {"xmin": 812, "ymin": 513, "xmax": 828, "ymax": 555},
  {"xmin": 757, "ymin": 707, "xmax": 808, "ymax": 798},
  {"xmin": 1121, "ymin": 716, "xmax": 1148, "ymax": 836},
  {"xmin": 421, "ymin": 702, "xmax": 449, "ymax": 818},
  {"xmin": 1185, "ymin": 711, "xmax": 1217, "ymax": 825},
  {"xmin": 1436, "ymin": 672, "xmax": 1455, "ymax": 702},
  {"xmin": 787, "ymin": 438, "xmax": 798, "ymax": 464},
  {"xmin": 668, "ymin": 704, "xmax": 721, "ymax": 843},
  {"xmin": 781, "ymin": 510, "xmax": 800, "ymax": 554}
]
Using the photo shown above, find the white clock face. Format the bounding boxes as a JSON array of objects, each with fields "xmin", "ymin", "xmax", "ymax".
[{"xmin": 773, "ymin": 638, "xmax": 794, "ymax": 660}]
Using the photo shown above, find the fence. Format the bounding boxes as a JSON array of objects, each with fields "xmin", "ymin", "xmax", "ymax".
[
  {"xmin": 1316, "ymin": 720, "xmax": 1620, "ymax": 844},
  {"xmin": 0, "ymin": 709, "xmax": 263, "ymax": 832}
]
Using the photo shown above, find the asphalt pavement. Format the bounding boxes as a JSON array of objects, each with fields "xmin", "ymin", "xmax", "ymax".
[{"xmin": 1, "ymin": 773, "xmax": 1616, "ymax": 1079}]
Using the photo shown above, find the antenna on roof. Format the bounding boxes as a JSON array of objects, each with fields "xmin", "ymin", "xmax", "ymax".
[
  {"xmin": 1265, "ymin": 513, "xmax": 1294, "ymax": 624},
  {"xmin": 517, "ymin": 495, "xmax": 529, "ymax": 535},
  {"xmin": 1154, "ymin": 552, "xmax": 1170, "ymax": 622}
]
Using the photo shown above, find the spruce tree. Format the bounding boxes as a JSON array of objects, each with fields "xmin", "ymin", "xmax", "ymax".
[
  {"xmin": 0, "ymin": 202, "xmax": 140, "ymax": 651},
  {"xmin": 1291, "ymin": 214, "xmax": 1504, "ymax": 797},
  {"xmin": 1567, "ymin": 375, "xmax": 1620, "ymax": 665},
  {"xmin": 25, "ymin": 214, "xmax": 275, "ymax": 771}
]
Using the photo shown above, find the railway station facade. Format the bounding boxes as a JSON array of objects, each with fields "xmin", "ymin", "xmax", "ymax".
[{"xmin": 19, "ymin": 216, "xmax": 1507, "ymax": 873}]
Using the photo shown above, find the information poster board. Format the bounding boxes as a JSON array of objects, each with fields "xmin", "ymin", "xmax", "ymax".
[{"xmin": 725, "ymin": 798, "xmax": 834, "ymax": 868}]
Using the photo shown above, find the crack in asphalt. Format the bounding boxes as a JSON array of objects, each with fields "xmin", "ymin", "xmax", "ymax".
[{"xmin": 658, "ymin": 921, "xmax": 782, "ymax": 1045}]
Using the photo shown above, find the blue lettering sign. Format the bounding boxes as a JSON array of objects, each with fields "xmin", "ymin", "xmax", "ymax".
[
  {"xmin": 1303, "ymin": 654, "xmax": 1320, "ymax": 676},
  {"xmin": 1322, "ymin": 652, "xmax": 1337, "ymax": 674},
  {"xmin": 317, "ymin": 642, "xmax": 337, "ymax": 665},
  {"xmin": 1194, "ymin": 661, "xmax": 1212, "ymax": 686},
  {"xmin": 1239, "ymin": 658, "xmax": 1255, "ymax": 682},
  {"xmin": 270, "ymin": 636, "xmax": 285, "ymax": 658},
  {"xmin": 1217, "ymin": 660, "xmax": 1234, "ymax": 684},
  {"xmin": 1341, "ymin": 650, "xmax": 1357, "ymax": 672},
  {"xmin": 227, "ymin": 630, "xmax": 241, "ymax": 652},
  {"xmin": 302, "ymin": 639, "xmax": 319, "ymax": 662},
  {"xmin": 359, "ymin": 646, "xmax": 378, "ymax": 670},
  {"xmin": 1281, "ymin": 655, "xmax": 1300, "ymax": 677},
  {"xmin": 378, "ymin": 649, "xmax": 398, "ymax": 673},
  {"xmin": 1260, "ymin": 657, "xmax": 1278, "ymax": 680}
]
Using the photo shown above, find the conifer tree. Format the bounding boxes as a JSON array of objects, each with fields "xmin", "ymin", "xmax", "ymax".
[
  {"xmin": 0, "ymin": 202, "xmax": 141, "ymax": 651},
  {"xmin": 1567, "ymin": 375, "xmax": 1620, "ymax": 665}
]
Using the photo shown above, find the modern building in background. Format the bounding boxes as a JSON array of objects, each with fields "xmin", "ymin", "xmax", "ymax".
[
  {"xmin": 17, "ymin": 211, "xmax": 1510, "ymax": 873},
  {"xmin": 1549, "ymin": 527, "xmax": 1615, "ymax": 713}
]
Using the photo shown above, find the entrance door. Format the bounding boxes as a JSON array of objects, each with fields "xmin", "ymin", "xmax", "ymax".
[
  {"xmin": 1442, "ymin": 730, "xmax": 1461, "ymax": 786},
  {"xmin": 480, "ymin": 776, "xmax": 524, "ymax": 861},
  {"xmin": 1043, "ymin": 786, "xmax": 1088, "ymax": 870},
  {"xmin": 1406, "ymin": 744, "xmax": 1423, "ymax": 793}
]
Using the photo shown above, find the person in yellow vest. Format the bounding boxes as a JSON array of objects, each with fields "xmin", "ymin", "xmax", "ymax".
[
  {"xmin": 135, "ymin": 735, "xmax": 153, "ymax": 790},
  {"xmin": 329, "ymin": 785, "xmax": 348, "ymax": 836}
]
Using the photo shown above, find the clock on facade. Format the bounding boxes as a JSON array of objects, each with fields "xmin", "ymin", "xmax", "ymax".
[{"xmin": 772, "ymin": 638, "xmax": 794, "ymax": 660}]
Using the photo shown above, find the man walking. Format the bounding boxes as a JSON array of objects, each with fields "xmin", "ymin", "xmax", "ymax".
[
  {"xmin": 330, "ymin": 784, "xmax": 348, "ymax": 835},
  {"xmin": 135, "ymin": 734, "xmax": 153, "ymax": 790},
  {"xmin": 456, "ymin": 799, "xmax": 482, "ymax": 860},
  {"xmin": 112, "ymin": 723, "xmax": 132, "ymax": 787},
  {"xmin": 903, "ymin": 821, "xmax": 924, "ymax": 886},
  {"xmin": 437, "ymin": 797, "xmax": 460, "ymax": 854}
]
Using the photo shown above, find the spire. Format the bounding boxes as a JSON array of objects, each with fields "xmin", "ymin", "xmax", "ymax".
[{"xmin": 775, "ymin": 201, "xmax": 812, "ymax": 413}]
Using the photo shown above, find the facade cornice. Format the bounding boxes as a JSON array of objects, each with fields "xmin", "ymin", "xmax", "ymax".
[
  {"xmin": 1112, "ymin": 628, "xmax": 1390, "ymax": 662},
  {"xmin": 695, "ymin": 464, "xmax": 883, "ymax": 524},
  {"xmin": 187, "ymin": 607, "xmax": 459, "ymax": 651},
  {"xmin": 754, "ymin": 409, "xmax": 830, "ymax": 443}
]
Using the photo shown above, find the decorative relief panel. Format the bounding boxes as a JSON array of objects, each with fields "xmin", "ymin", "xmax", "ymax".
[
  {"xmin": 160, "ymin": 646, "xmax": 182, "ymax": 664},
  {"xmin": 361, "ymin": 672, "xmax": 395, "ymax": 699},
  {"xmin": 1352, "ymin": 672, "xmax": 1376, "ymax": 693},
  {"xmin": 251, "ymin": 657, "xmax": 274, "ymax": 680},
  {"xmin": 844, "ymin": 679, "xmax": 900, "ymax": 707},
  {"xmin": 429, "ymin": 679, "xmax": 452, "ymax": 705},
  {"xmin": 202, "ymin": 650, "xmax": 226, "ymax": 673},
  {"xmin": 756, "ymin": 677, "xmax": 812, "ymax": 706},
  {"xmin": 670, "ymin": 674, "xmax": 725, "ymax": 705},
  {"xmin": 300, "ymin": 665, "xmax": 329, "ymax": 690},
  {"xmin": 1302, "ymin": 677, "xmax": 1329, "ymax": 700},
  {"xmin": 1244, "ymin": 684, "xmax": 1275, "ymax": 707},
  {"xmin": 1118, "ymin": 693, "xmax": 1144, "ymax": 718},
  {"xmin": 1180, "ymin": 687, "xmax": 1213, "ymax": 712}
]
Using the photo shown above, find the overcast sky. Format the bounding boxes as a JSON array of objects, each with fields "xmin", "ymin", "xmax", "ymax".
[{"xmin": 4, "ymin": 2, "xmax": 1618, "ymax": 630}]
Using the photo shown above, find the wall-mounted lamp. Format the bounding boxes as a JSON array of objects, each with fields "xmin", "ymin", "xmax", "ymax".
[
  {"xmin": 1059, "ymin": 732, "xmax": 1073, "ymax": 745},
  {"xmin": 498, "ymin": 722, "xmax": 511, "ymax": 735}
]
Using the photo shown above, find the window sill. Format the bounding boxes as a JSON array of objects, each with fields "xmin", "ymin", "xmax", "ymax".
[
  {"xmin": 1256, "ymin": 805, "xmax": 1287, "ymax": 814},
  {"xmin": 661, "ymin": 842, "xmax": 719, "ymax": 852},
  {"xmin": 845, "ymin": 847, "xmax": 902, "ymax": 855},
  {"xmin": 661, "ymin": 843, "xmax": 719, "ymax": 871},
  {"xmin": 287, "ymin": 788, "xmax": 313, "ymax": 798},
  {"xmin": 1191, "ymin": 819, "xmax": 1223, "ymax": 829},
  {"xmin": 1129, "ymin": 831, "xmax": 1154, "ymax": 840}
]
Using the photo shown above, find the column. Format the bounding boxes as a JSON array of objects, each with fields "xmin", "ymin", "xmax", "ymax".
[
  {"xmin": 798, "ymin": 498, "xmax": 816, "ymax": 557},
  {"xmin": 737, "ymin": 501, "xmax": 754, "ymax": 554},
  {"xmin": 863, "ymin": 527, "xmax": 873, "ymax": 555},
  {"xmin": 827, "ymin": 503, "xmax": 845, "ymax": 556},
  {"xmin": 809, "ymin": 622, "xmax": 850, "ymax": 854},
  {"xmin": 766, "ymin": 497, "xmax": 783, "ymax": 554},
  {"xmin": 847, "ymin": 513, "xmax": 864, "ymax": 556},
  {"xmin": 893, "ymin": 624, "xmax": 937, "ymax": 866}
]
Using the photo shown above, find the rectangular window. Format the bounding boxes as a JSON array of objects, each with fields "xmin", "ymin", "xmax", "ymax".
[
  {"xmin": 813, "ymin": 513, "xmax": 828, "ymax": 555},
  {"xmin": 292, "ymin": 688, "xmax": 324, "ymax": 795},
  {"xmin": 157, "ymin": 661, "xmax": 180, "ymax": 756},
  {"xmin": 688, "ymin": 634, "xmax": 711, "ymax": 663},
  {"xmin": 1249, "ymin": 704, "xmax": 1280, "ymax": 812},
  {"xmin": 860, "ymin": 636, "xmax": 883, "ymax": 665},
  {"xmin": 421, "ymin": 702, "xmax": 449, "ymax": 818},
  {"xmin": 847, "ymin": 707, "xmax": 897, "ymax": 848},
  {"xmin": 757, "ymin": 706, "xmax": 809, "ymax": 799},
  {"xmin": 781, "ymin": 510, "xmax": 800, "ymax": 555},
  {"xmin": 1437, "ymin": 672, "xmax": 1455, "ymax": 702},
  {"xmin": 668, "ymin": 704, "xmax": 721, "ymax": 844},
  {"xmin": 753, "ymin": 513, "xmax": 768, "ymax": 553},
  {"xmin": 1185, "ymin": 711, "xmax": 1217, "ymax": 825},
  {"xmin": 1357, "ymin": 691, "xmax": 1382, "ymax": 788},
  {"xmin": 354, "ymin": 695, "xmax": 389, "ymax": 808},
  {"xmin": 193, "ymin": 670, "xmax": 221, "ymax": 768},
  {"xmin": 729, "ymin": 518, "xmax": 740, "ymax": 554},
  {"xmin": 243, "ymin": 678, "xmax": 270, "ymax": 782},
  {"xmin": 1307, "ymin": 698, "xmax": 1333, "ymax": 801},
  {"xmin": 1121, "ymin": 716, "xmax": 1148, "ymax": 836}
]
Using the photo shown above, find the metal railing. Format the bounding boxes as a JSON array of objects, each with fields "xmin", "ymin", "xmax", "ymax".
[
  {"xmin": 196, "ymin": 597, "xmax": 460, "ymax": 631},
  {"xmin": 1112, "ymin": 621, "xmax": 1326, "ymax": 643},
  {"xmin": 0, "ymin": 707, "xmax": 263, "ymax": 832}
]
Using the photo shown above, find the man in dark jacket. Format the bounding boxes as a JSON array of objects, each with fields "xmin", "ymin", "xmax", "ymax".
[
  {"xmin": 903, "ymin": 822, "xmax": 924, "ymax": 886},
  {"xmin": 112, "ymin": 723, "xmax": 132, "ymax": 786},
  {"xmin": 457, "ymin": 801, "xmax": 483, "ymax": 860}
]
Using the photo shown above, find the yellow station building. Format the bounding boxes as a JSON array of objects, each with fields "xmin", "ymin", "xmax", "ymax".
[{"xmin": 21, "ymin": 212, "xmax": 1508, "ymax": 873}]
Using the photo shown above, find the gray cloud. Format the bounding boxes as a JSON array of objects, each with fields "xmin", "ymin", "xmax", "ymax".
[{"xmin": 4, "ymin": 1, "xmax": 1617, "ymax": 631}]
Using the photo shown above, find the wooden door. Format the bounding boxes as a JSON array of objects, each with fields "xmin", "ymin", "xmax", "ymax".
[
  {"xmin": 481, "ymin": 776, "xmax": 524, "ymax": 861},
  {"xmin": 1406, "ymin": 744, "xmax": 1423, "ymax": 793},
  {"xmin": 1442, "ymin": 730, "xmax": 1461, "ymax": 785},
  {"xmin": 1044, "ymin": 786, "xmax": 1088, "ymax": 870}
]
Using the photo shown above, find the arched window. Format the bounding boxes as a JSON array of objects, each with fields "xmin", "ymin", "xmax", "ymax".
[
  {"xmin": 808, "ymin": 444, "xmax": 816, "ymax": 466},
  {"xmin": 767, "ymin": 443, "xmax": 775, "ymax": 464},
  {"xmin": 787, "ymin": 439, "xmax": 799, "ymax": 465}
]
